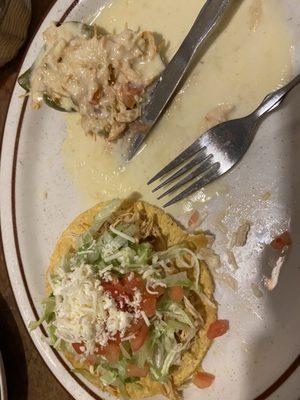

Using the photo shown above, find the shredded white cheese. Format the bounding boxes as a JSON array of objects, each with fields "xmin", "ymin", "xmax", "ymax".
[
  {"xmin": 110, "ymin": 225, "xmax": 136, "ymax": 243},
  {"xmin": 141, "ymin": 311, "xmax": 150, "ymax": 327},
  {"xmin": 52, "ymin": 263, "xmax": 142, "ymax": 355}
]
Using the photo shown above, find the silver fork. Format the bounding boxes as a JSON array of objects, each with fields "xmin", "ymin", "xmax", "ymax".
[{"xmin": 148, "ymin": 74, "xmax": 300, "ymax": 207}]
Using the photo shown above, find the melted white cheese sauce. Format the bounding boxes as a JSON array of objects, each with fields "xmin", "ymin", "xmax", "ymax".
[{"xmin": 62, "ymin": 0, "xmax": 292, "ymax": 217}]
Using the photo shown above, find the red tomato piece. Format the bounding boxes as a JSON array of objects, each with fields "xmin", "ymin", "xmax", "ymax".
[
  {"xmin": 193, "ymin": 372, "xmax": 215, "ymax": 389},
  {"xmin": 130, "ymin": 321, "xmax": 148, "ymax": 353},
  {"xmin": 207, "ymin": 319, "xmax": 229, "ymax": 340},
  {"xmin": 126, "ymin": 317, "xmax": 144, "ymax": 335},
  {"xmin": 169, "ymin": 286, "xmax": 184, "ymax": 302},
  {"xmin": 126, "ymin": 364, "xmax": 149, "ymax": 377},
  {"xmin": 86, "ymin": 354, "xmax": 96, "ymax": 365},
  {"xmin": 102, "ymin": 280, "xmax": 129, "ymax": 310},
  {"xmin": 141, "ymin": 296, "xmax": 156, "ymax": 317},
  {"xmin": 122, "ymin": 273, "xmax": 145, "ymax": 294},
  {"xmin": 95, "ymin": 341, "xmax": 120, "ymax": 364},
  {"xmin": 102, "ymin": 280, "xmax": 126, "ymax": 298},
  {"xmin": 270, "ymin": 231, "xmax": 292, "ymax": 250},
  {"xmin": 94, "ymin": 344, "xmax": 106, "ymax": 357},
  {"xmin": 151, "ymin": 286, "xmax": 166, "ymax": 298},
  {"xmin": 188, "ymin": 210, "xmax": 200, "ymax": 228},
  {"xmin": 104, "ymin": 341, "xmax": 121, "ymax": 364},
  {"xmin": 72, "ymin": 342, "xmax": 85, "ymax": 354}
]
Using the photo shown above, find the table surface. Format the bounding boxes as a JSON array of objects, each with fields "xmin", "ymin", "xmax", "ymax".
[{"xmin": 0, "ymin": 1, "xmax": 73, "ymax": 399}]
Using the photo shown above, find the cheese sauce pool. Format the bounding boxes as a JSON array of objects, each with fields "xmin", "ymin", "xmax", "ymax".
[{"xmin": 62, "ymin": 0, "xmax": 292, "ymax": 217}]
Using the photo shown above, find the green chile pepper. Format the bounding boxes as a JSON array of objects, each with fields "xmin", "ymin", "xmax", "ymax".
[
  {"xmin": 97, "ymin": 129, "xmax": 109, "ymax": 137},
  {"xmin": 18, "ymin": 21, "xmax": 96, "ymax": 112},
  {"xmin": 18, "ymin": 67, "xmax": 32, "ymax": 92},
  {"xmin": 43, "ymin": 94, "xmax": 76, "ymax": 113}
]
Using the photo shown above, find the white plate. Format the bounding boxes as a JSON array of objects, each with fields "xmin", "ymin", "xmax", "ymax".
[{"xmin": 1, "ymin": 1, "xmax": 300, "ymax": 400}]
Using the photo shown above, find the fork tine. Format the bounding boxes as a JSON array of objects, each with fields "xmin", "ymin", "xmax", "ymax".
[
  {"xmin": 152, "ymin": 148, "xmax": 208, "ymax": 193},
  {"xmin": 163, "ymin": 164, "xmax": 220, "ymax": 207},
  {"xmin": 157, "ymin": 155, "xmax": 213, "ymax": 200},
  {"xmin": 147, "ymin": 137, "xmax": 206, "ymax": 185}
]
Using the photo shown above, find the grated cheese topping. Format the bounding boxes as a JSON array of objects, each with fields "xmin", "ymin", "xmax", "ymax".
[{"xmin": 52, "ymin": 263, "xmax": 141, "ymax": 355}]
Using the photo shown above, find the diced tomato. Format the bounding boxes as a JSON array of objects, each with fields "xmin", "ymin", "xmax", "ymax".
[
  {"xmin": 104, "ymin": 341, "xmax": 121, "ymax": 364},
  {"xmin": 169, "ymin": 286, "xmax": 184, "ymax": 302},
  {"xmin": 126, "ymin": 317, "xmax": 144, "ymax": 335},
  {"xmin": 102, "ymin": 279, "xmax": 129, "ymax": 310},
  {"xmin": 111, "ymin": 332, "xmax": 121, "ymax": 344},
  {"xmin": 188, "ymin": 210, "xmax": 200, "ymax": 228},
  {"xmin": 126, "ymin": 364, "xmax": 149, "ymax": 377},
  {"xmin": 72, "ymin": 342, "xmax": 85, "ymax": 354},
  {"xmin": 270, "ymin": 231, "xmax": 292, "ymax": 250},
  {"xmin": 102, "ymin": 280, "xmax": 126, "ymax": 298},
  {"xmin": 86, "ymin": 354, "xmax": 96, "ymax": 365},
  {"xmin": 122, "ymin": 273, "xmax": 145, "ymax": 294},
  {"xmin": 95, "ymin": 340, "xmax": 120, "ymax": 364},
  {"xmin": 141, "ymin": 296, "xmax": 156, "ymax": 317},
  {"xmin": 94, "ymin": 345, "xmax": 106, "ymax": 357},
  {"xmin": 207, "ymin": 319, "xmax": 229, "ymax": 340},
  {"xmin": 130, "ymin": 321, "xmax": 148, "ymax": 353},
  {"xmin": 151, "ymin": 286, "xmax": 166, "ymax": 298},
  {"xmin": 192, "ymin": 372, "xmax": 215, "ymax": 389}
]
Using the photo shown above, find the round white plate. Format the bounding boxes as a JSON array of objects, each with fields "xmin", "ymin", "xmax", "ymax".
[{"xmin": 1, "ymin": 1, "xmax": 300, "ymax": 400}]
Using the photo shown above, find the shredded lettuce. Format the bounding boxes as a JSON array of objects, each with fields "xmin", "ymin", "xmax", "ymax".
[
  {"xmin": 28, "ymin": 317, "xmax": 44, "ymax": 331},
  {"xmin": 120, "ymin": 343, "xmax": 131, "ymax": 360},
  {"xmin": 116, "ymin": 358, "xmax": 127, "ymax": 381},
  {"xmin": 89, "ymin": 199, "xmax": 122, "ymax": 235},
  {"xmin": 48, "ymin": 324, "xmax": 58, "ymax": 345},
  {"xmin": 135, "ymin": 242, "xmax": 153, "ymax": 264},
  {"xmin": 153, "ymin": 343, "xmax": 164, "ymax": 369},
  {"xmin": 165, "ymin": 319, "xmax": 188, "ymax": 332},
  {"xmin": 99, "ymin": 368, "xmax": 118, "ymax": 385},
  {"xmin": 29, "ymin": 295, "xmax": 56, "ymax": 331},
  {"xmin": 164, "ymin": 303, "xmax": 194, "ymax": 327},
  {"xmin": 149, "ymin": 366, "xmax": 168, "ymax": 382},
  {"xmin": 161, "ymin": 345, "xmax": 180, "ymax": 376},
  {"xmin": 162, "ymin": 272, "xmax": 193, "ymax": 287}
]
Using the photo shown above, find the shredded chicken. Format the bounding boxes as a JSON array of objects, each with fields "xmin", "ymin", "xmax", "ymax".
[
  {"xmin": 102, "ymin": 202, "xmax": 168, "ymax": 251},
  {"xmin": 30, "ymin": 23, "xmax": 164, "ymax": 141},
  {"xmin": 264, "ymin": 254, "xmax": 286, "ymax": 290},
  {"xmin": 232, "ymin": 221, "xmax": 251, "ymax": 247},
  {"xmin": 204, "ymin": 104, "xmax": 235, "ymax": 129},
  {"xmin": 227, "ymin": 250, "xmax": 239, "ymax": 270},
  {"xmin": 248, "ymin": 0, "xmax": 263, "ymax": 32},
  {"xmin": 219, "ymin": 273, "xmax": 238, "ymax": 291},
  {"xmin": 251, "ymin": 283, "xmax": 263, "ymax": 298}
]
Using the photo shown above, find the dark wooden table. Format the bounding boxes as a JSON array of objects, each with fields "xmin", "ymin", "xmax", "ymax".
[{"xmin": 0, "ymin": 1, "xmax": 73, "ymax": 399}]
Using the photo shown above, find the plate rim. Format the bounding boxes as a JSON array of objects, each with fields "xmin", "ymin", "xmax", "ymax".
[{"xmin": 0, "ymin": 0, "xmax": 299, "ymax": 399}]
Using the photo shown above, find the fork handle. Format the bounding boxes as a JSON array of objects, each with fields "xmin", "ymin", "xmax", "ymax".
[{"xmin": 254, "ymin": 73, "xmax": 300, "ymax": 118}]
